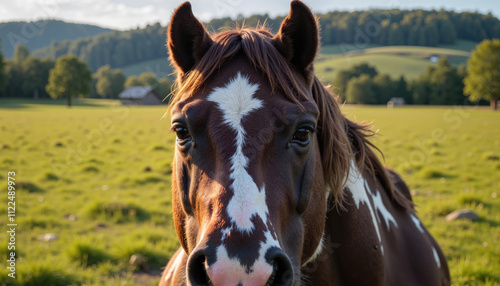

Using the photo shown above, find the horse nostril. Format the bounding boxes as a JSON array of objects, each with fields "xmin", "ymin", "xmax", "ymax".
[
  {"xmin": 266, "ymin": 249, "xmax": 294, "ymax": 286},
  {"xmin": 187, "ymin": 251, "xmax": 212, "ymax": 286}
]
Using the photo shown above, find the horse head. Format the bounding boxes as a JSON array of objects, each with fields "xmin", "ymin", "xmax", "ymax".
[{"xmin": 166, "ymin": 1, "xmax": 352, "ymax": 285}]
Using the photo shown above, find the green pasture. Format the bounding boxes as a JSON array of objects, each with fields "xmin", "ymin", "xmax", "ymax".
[
  {"xmin": 315, "ymin": 43, "xmax": 472, "ymax": 82},
  {"xmin": 316, "ymin": 53, "xmax": 436, "ymax": 81},
  {"xmin": 0, "ymin": 99, "xmax": 499, "ymax": 285},
  {"xmin": 121, "ymin": 58, "xmax": 173, "ymax": 79},
  {"xmin": 121, "ymin": 40, "xmax": 476, "ymax": 83}
]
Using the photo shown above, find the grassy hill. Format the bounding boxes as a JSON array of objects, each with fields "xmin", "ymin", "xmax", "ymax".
[
  {"xmin": 120, "ymin": 40, "xmax": 475, "ymax": 83},
  {"xmin": 120, "ymin": 57, "xmax": 172, "ymax": 79},
  {"xmin": 315, "ymin": 42, "xmax": 472, "ymax": 83},
  {"xmin": 0, "ymin": 20, "xmax": 112, "ymax": 58}
]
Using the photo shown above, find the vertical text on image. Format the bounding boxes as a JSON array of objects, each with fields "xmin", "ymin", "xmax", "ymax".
[{"xmin": 7, "ymin": 171, "xmax": 17, "ymax": 279}]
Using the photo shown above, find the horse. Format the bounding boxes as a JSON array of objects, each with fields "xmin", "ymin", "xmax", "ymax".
[{"xmin": 159, "ymin": 1, "xmax": 451, "ymax": 285}]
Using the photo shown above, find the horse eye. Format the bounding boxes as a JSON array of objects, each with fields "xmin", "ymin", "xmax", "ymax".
[
  {"xmin": 292, "ymin": 127, "xmax": 313, "ymax": 144},
  {"xmin": 174, "ymin": 126, "xmax": 191, "ymax": 141}
]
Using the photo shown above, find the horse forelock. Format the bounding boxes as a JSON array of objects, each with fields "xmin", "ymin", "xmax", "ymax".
[{"xmin": 167, "ymin": 26, "xmax": 309, "ymax": 112}]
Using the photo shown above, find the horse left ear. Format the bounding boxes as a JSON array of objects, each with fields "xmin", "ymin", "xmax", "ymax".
[
  {"xmin": 167, "ymin": 1, "xmax": 213, "ymax": 75},
  {"xmin": 273, "ymin": 0, "xmax": 319, "ymax": 73}
]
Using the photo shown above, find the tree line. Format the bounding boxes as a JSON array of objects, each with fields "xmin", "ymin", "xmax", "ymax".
[
  {"xmin": 33, "ymin": 23, "xmax": 166, "ymax": 71},
  {"xmin": 335, "ymin": 59, "xmax": 467, "ymax": 105},
  {"xmin": 316, "ymin": 9, "xmax": 500, "ymax": 47},
  {"xmin": 334, "ymin": 39, "xmax": 500, "ymax": 109},
  {"xmin": 0, "ymin": 39, "xmax": 498, "ymax": 109},
  {"xmin": 31, "ymin": 9, "xmax": 500, "ymax": 71},
  {"xmin": 0, "ymin": 19, "xmax": 111, "ymax": 58},
  {"xmin": 0, "ymin": 42, "xmax": 171, "ymax": 103}
]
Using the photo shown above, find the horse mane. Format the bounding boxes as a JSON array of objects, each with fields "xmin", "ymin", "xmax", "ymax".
[
  {"xmin": 168, "ymin": 26, "xmax": 414, "ymax": 211},
  {"xmin": 311, "ymin": 77, "xmax": 414, "ymax": 211}
]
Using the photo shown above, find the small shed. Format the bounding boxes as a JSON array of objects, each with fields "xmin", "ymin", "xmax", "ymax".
[
  {"xmin": 118, "ymin": 86, "xmax": 162, "ymax": 105},
  {"xmin": 387, "ymin": 97, "xmax": 406, "ymax": 108}
]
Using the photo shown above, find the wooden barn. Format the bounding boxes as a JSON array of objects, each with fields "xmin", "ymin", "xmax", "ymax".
[
  {"xmin": 387, "ymin": 97, "xmax": 406, "ymax": 108},
  {"xmin": 118, "ymin": 86, "xmax": 162, "ymax": 105}
]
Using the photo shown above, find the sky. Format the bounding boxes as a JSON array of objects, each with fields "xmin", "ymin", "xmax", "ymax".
[{"xmin": 0, "ymin": 0, "xmax": 499, "ymax": 30}]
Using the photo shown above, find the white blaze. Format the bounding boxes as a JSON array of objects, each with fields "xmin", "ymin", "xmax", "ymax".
[
  {"xmin": 207, "ymin": 72, "xmax": 280, "ymax": 275},
  {"xmin": 207, "ymin": 72, "xmax": 268, "ymax": 233}
]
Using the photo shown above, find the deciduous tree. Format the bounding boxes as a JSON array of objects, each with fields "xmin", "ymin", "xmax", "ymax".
[
  {"xmin": 95, "ymin": 65, "xmax": 126, "ymax": 98},
  {"xmin": 22, "ymin": 57, "xmax": 54, "ymax": 99},
  {"xmin": 346, "ymin": 75, "xmax": 375, "ymax": 104},
  {"xmin": 124, "ymin": 75, "xmax": 142, "ymax": 88},
  {"xmin": 333, "ymin": 63, "xmax": 378, "ymax": 101},
  {"xmin": 46, "ymin": 55, "xmax": 92, "ymax": 107},
  {"xmin": 464, "ymin": 39, "xmax": 500, "ymax": 110},
  {"xmin": 13, "ymin": 44, "xmax": 30, "ymax": 65}
]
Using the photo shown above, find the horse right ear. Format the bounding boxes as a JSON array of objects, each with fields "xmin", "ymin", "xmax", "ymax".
[{"xmin": 167, "ymin": 2, "xmax": 213, "ymax": 75}]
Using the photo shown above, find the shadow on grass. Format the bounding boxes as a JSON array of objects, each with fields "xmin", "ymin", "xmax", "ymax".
[
  {"xmin": 85, "ymin": 201, "xmax": 150, "ymax": 223},
  {"xmin": 417, "ymin": 167, "xmax": 457, "ymax": 180},
  {"xmin": 479, "ymin": 218, "xmax": 500, "ymax": 228},
  {"xmin": 0, "ymin": 98, "xmax": 118, "ymax": 109},
  {"xmin": 17, "ymin": 181, "xmax": 45, "ymax": 193},
  {"xmin": 67, "ymin": 240, "xmax": 115, "ymax": 267}
]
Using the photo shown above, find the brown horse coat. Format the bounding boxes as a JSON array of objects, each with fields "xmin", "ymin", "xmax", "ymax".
[{"xmin": 159, "ymin": 1, "xmax": 450, "ymax": 285}]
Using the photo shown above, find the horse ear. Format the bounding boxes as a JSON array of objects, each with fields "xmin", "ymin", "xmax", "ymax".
[
  {"xmin": 273, "ymin": 0, "xmax": 319, "ymax": 72},
  {"xmin": 167, "ymin": 2, "xmax": 213, "ymax": 74}
]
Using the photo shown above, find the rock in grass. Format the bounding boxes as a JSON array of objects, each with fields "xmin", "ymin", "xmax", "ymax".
[
  {"xmin": 95, "ymin": 223, "xmax": 108, "ymax": 229},
  {"xmin": 38, "ymin": 233, "xmax": 58, "ymax": 241},
  {"xmin": 446, "ymin": 209, "xmax": 479, "ymax": 222},
  {"xmin": 65, "ymin": 214, "xmax": 78, "ymax": 221},
  {"xmin": 143, "ymin": 165, "xmax": 152, "ymax": 172},
  {"xmin": 129, "ymin": 253, "xmax": 149, "ymax": 272}
]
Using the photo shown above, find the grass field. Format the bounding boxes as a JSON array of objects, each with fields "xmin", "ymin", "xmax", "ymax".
[
  {"xmin": 0, "ymin": 99, "xmax": 499, "ymax": 285},
  {"xmin": 315, "ymin": 43, "xmax": 472, "ymax": 82},
  {"xmin": 121, "ymin": 58, "xmax": 173, "ymax": 79}
]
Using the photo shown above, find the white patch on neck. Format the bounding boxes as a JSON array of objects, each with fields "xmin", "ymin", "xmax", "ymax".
[
  {"xmin": 410, "ymin": 214, "xmax": 440, "ymax": 269},
  {"xmin": 371, "ymin": 190, "xmax": 398, "ymax": 231},
  {"xmin": 303, "ymin": 232, "xmax": 325, "ymax": 266},
  {"xmin": 432, "ymin": 247, "xmax": 441, "ymax": 268},
  {"xmin": 410, "ymin": 214, "xmax": 425, "ymax": 233},
  {"xmin": 165, "ymin": 250, "xmax": 185, "ymax": 281},
  {"xmin": 303, "ymin": 188, "xmax": 330, "ymax": 266},
  {"xmin": 344, "ymin": 163, "xmax": 384, "ymax": 255}
]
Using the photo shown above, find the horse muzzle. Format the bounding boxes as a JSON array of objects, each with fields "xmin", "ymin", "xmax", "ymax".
[{"xmin": 187, "ymin": 247, "xmax": 294, "ymax": 286}]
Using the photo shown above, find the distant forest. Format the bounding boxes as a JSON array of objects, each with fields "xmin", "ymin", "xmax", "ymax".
[
  {"xmin": 32, "ymin": 9, "xmax": 500, "ymax": 71},
  {"xmin": 0, "ymin": 20, "xmax": 111, "ymax": 58}
]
